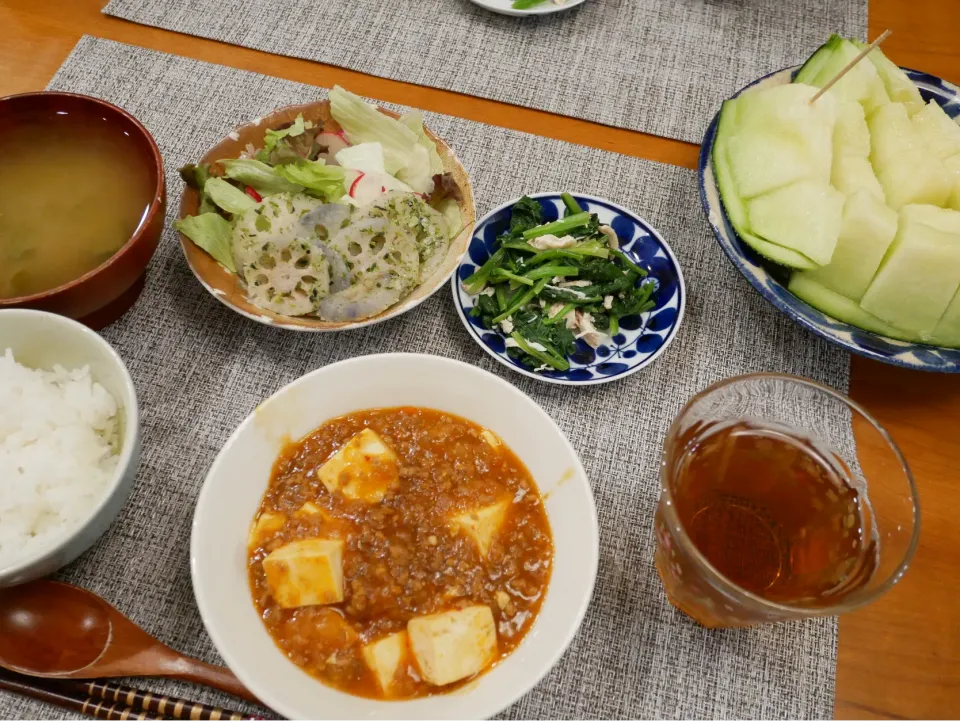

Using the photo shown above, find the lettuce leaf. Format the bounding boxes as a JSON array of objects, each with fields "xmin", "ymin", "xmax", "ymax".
[
  {"xmin": 263, "ymin": 114, "xmax": 313, "ymax": 154},
  {"xmin": 174, "ymin": 213, "xmax": 237, "ymax": 272},
  {"xmin": 329, "ymin": 86, "xmax": 419, "ymax": 175},
  {"xmin": 399, "ymin": 109, "xmax": 444, "ymax": 175},
  {"xmin": 395, "ymin": 144, "xmax": 434, "ymax": 195},
  {"xmin": 203, "ymin": 177, "xmax": 258, "ymax": 215},
  {"xmin": 274, "ymin": 159, "xmax": 346, "ymax": 201},
  {"xmin": 435, "ymin": 198, "xmax": 463, "ymax": 240},
  {"xmin": 220, "ymin": 159, "xmax": 301, "ymax": 195}
]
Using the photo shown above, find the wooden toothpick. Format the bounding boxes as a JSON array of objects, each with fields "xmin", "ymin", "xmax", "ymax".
[{"xmin": 809, "ymin": 29, "xmax": 893, "ymax": 104}]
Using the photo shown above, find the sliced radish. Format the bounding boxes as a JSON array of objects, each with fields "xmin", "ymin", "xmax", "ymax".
[{"xmin": 317, "ymin": 131, "xmax": 349, "ymax": 158}]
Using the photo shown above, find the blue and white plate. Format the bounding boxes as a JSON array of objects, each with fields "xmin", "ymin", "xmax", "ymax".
[
  {"xmin": 452, "ymin": 193, "xmax": 685, "ymax": 385},
  {"xmin": 700, "ymin": 65, "xmax": 960, "ymax": 372}
]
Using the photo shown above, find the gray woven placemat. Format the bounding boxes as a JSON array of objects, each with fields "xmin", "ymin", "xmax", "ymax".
[
  {"xmin": 101, "ymin": 0, "xmax": 865, "ymax": 145},
  {"xmin": 2, "ymin": 36, "xmax": 846, "ymax": 720}
]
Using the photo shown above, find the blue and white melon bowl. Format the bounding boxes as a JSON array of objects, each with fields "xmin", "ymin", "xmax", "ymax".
[
  {"xmin": 452, "ymin": 193, "xmax": 685, "ymax": 385},
  {"xmin": 700, "ymin": 64, "xmax": 960, "ymax": 372}
]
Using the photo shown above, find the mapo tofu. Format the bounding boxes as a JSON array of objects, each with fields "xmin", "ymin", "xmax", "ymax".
[{"xmin": 247, "ymin": 407, "xmax": 554, "ymax": 699}]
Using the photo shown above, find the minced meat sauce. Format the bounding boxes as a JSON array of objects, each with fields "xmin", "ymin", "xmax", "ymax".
[{"xmin": 248, "ymin": 407, "xmax": 554, "ymax": 699}]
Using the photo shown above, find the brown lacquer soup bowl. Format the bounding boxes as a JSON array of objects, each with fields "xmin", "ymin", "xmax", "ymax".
[{"xmin": 0, "ymin": 92, "xmax": 165, "ymax": 329}]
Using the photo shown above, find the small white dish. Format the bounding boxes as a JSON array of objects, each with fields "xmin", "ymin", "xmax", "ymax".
[
  {"xmin": 191, "ymin": 353, "xmax": 599, "ymax": 719},
  {"xmin": 468, "ymin": 0, "xmax": 588, "ymax": 17},
  {"xmin": 0, "ymin": 309, "xmax": 140, "ymax": 587}
]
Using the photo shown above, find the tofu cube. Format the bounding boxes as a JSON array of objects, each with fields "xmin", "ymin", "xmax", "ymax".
[
  {"xmin": 317, "ymin": 429, "xmax": 399, "ymax": 503},
  {"xmin": 408, "ymin": 606, "xmax": 498, "ymax": 686},
  {"xmin": 362, "ymin": 631, "xmax": 410, "ymax": 693},
  {"xmin": 247, "ymin": 512, "xmax": 285, "ymax": 548},
  {"xmin": 479, "ymin": 428, "xmax": 501, "ymax": 449},
  {"xmin": 262, "ymin": 539, "xmax": 344, "ymax": 608},
  {"xmin": 451, "ymin": 499, "xmax": 509, "ymax": 557}
]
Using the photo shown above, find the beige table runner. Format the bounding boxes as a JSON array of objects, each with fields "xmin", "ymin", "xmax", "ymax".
[{"xmin": 102, "ymin": 0, "xmax": 865, "ymax": 144}]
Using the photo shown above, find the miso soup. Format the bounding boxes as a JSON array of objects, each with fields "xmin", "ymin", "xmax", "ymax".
[{"xmin": 0, "ymin": 106, "xmax": 155, "ymax": 299}]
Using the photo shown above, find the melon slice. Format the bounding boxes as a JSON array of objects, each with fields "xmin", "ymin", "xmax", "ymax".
[
  {"xmin": 855, "ymin": 41, "xmax": 926, "ymax": 116},
  {"xmin": 832, "ymin": 154, "xmax": 885, "ymax": 201},
  {"xmin": 794, "ymin": 38, "xmax": 837, "ymax": 85},
  {"xmin": 876, "ymin": 149, "xmax": 954, "ymax": 210},
  {"xmin": 735, "ymin": 84, "xmax": 835, "ymax": 178},
  {"xmin": 807, "ymin": 36, "xmax": 889, "ymax": 114},
  {"xmin": 912, "ymin": 101, "xmax": 960, "ymax": 160},
  {"xmin": 726, "ymin": 130, "xmax": 823, "ymax": 199},
  {"xmin": 800, "ymin": 190, "xmax": 898, "ymax": 302},
  {"xmin": 834, "ymin": 101, "xmax": 871, "ymax": 158},
  {"xmin": 931, "ymin": 288, "xmax": 960, "ymax": 348},
  {"xmin": 711, "ymin": 99, "xmax": 818, "ymax": 270},
  {"xmin": 747, "ymin": 180, "xmax": 845, "ymax": 266},
  {"xmin": 860, "ymin": 213, "xmax": 960, "ymax": 335},
  {"xmin": 900, "ymin": 204, "xmax": 960, "ymax": 234},
  {"xmin": 788, "ymin": 273, "xmax": 921, "ymax": 342},
  {"xmin": 868, "ymin": 103, "xmax": 922, "ymax": 171}
]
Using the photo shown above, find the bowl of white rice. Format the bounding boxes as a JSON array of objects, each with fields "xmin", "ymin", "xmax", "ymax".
[{"xmin": 0, "ymin": 309, "xmax": 140, "ymax": 586}]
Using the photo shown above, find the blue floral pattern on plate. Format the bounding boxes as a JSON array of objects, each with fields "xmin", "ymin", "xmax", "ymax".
[
  {"xmin": 699, "ymin": 66, "xmax": 960, "ymax": 373},
  {"xmin": 451, "ymin": 193, "xmax": 685, "ymax": 385}
]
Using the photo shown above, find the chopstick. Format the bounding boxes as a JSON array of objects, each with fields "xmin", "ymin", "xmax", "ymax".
[
  {"xmin": 0, "ymin": 672, "xmax": 164, "ymax": 720},
  {"xmin": 79, "ymin": 680, "xmax": 254, "ymax": 720},
  {"xmin": 0, "ymin": 671, "xmax": 257, "ymax": 720}
]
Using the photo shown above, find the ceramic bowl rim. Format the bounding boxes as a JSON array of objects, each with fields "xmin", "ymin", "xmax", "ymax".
[{"xmin": 466, "ymin": 0, "xmax": 588, "ymax": 16}]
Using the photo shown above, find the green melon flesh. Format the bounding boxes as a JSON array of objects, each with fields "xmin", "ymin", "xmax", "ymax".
[
  {"xmin": 834, "ymin": 101, "xmax": 871, "ymax": 157},
  {"xmin": 795, "ymin": 38, "xmax": 837, "ymax": 85},
  {"xmin": 868, "ymin": 102, "xmax": 922, "ymax": 171},
  {"xmin": 876, "ymin": 149, "xmax": 954, "ymax": 210},
  {"xmin": 734, "ymin": 84, "xmax": 835, "ymax": 182},
  {"xmin": 726, "ymin": 130, "xmax": 822, "ymax": 199},
  {"xmin": 788, "ymin": 273, "xmax": 921, "ymax": 342},
  {"xmin": 808, "ymin": 37, "xmax": 889, "ymax": 114},
  {"xmin": 855, "ymin": 41, "xmax": 926, "ymax": 116},
  {"xmin": 800, "ymin": 189, "xmax": 898, "ymax": 301},
  {"xmin": 901, "ymin": 204, "xmax": 960, "ymax": 234},
  {"xmin": 931, "ymin": 289, "xmax": 960, "ymax": 347},
  {"xmin": 712, "ymin": 99, "xmax": 818, "ymax": 270},
  {"xmin": 860, "ymin": 214, "xmax": 960, "ymax": 335},
  {"xmin": 832, "ymin": 154, "xmax": 885, "ymax": 201},
  {"xmin": 944, "ymin": 156, "xmax": 960, "ymax": 210},
  {"xmin": 747, "ymin": 180, "xmax": 845, "ymax": 266},
  {"xmin": 911, "ymin": 101, "xmax": 960, "ymax": 160}
]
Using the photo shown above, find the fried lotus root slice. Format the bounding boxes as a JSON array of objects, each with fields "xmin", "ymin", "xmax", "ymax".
[
  {"xmin": 370, "ymin": 192, "xmax": 451, "ymax": 282},
  {"xmin": 233, "ymin": 193, "xmax": 332, "ymax": 315},
  {"xmin": 317, "ymin": 270, "xmax": 406, "ymax": 322},
  {"xmin": 327, "ymin": 211, "xmax": 420, "ymax": 291},
  {"xmin": 238, "ymin": 238, "xmax": 331, "ymax": 315}
]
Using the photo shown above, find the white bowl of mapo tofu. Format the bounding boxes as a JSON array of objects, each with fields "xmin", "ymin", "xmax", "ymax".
[{"xmin": 191, "ymin": 353, "xmax": 599, "ymax": 718}]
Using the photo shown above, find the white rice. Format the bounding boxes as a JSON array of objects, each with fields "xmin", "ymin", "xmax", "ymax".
[{"xmin": 0, "ymin": 349, "xmax": 120, "ymax": 567}]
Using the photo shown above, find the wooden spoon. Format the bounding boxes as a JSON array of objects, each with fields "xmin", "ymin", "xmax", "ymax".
[{"xmin": 0, "ymin": 580, "xmax": 259, "ymax": 704}]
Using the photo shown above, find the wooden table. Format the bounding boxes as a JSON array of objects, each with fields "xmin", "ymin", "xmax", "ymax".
[{"xmin": 2, "ymin": 0, "xmax": 958, "ymax": 717}]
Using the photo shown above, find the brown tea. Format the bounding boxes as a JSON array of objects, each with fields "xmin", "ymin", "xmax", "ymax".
[
  {"xmin": 669, "ymin": 419, "xmax": 877, "ymax": 606},
  {"xmin": 0, "ymin": 107, "xmax": 155, "ymax": 299}
]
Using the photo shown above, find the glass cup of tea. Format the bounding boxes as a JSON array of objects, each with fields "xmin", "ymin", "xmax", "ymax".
[{"xmin": 654, "ymin": 373, "xmax": 920, "ymax": 627}]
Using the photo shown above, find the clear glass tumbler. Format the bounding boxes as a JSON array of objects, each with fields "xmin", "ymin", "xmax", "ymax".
[{"xmin": 654, "ymin": 373, "xmax": 920, "ymax": 627}]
